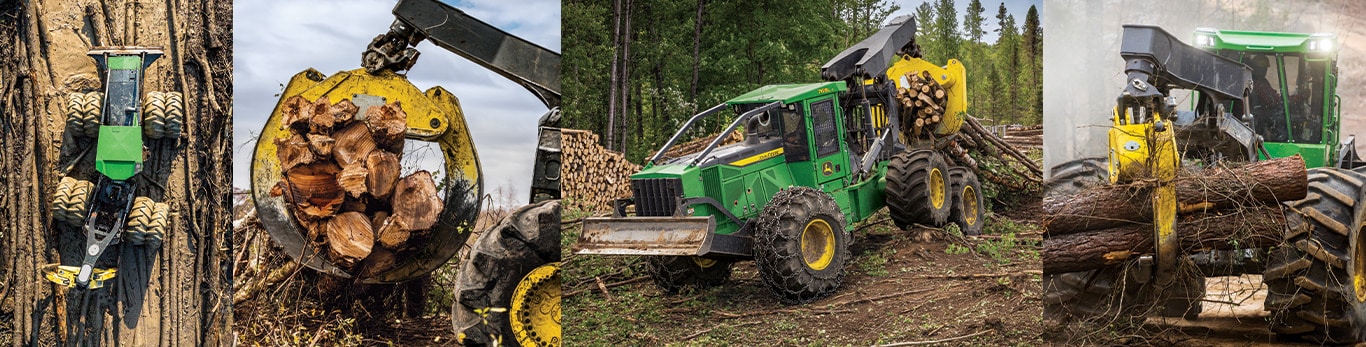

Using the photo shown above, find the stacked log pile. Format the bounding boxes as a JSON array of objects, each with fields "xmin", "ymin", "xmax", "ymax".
[
  {"xmin": 563, "ymin": 129, "xmax": 641, "ymax": 212},
  {"xmin": 1003, "ymin": 125, "xmax": 1042, "ymax": 149},
  {"xmin": 661, "ymin": 130, "xmax": 742, "ymax": 159},
  {"xmin": 269, "ymin": 96, "xmax": 443, "ymax": 271},
  {"xmin": 950, "ymin": 117, "xmax": 1044, "ymax": 192},
  {"xmin": 1041, "ymin": 156, "xmax": 1308, "ymax": 273},
  {"xmin": 895, "ymin": 71, "xmax": 949, "ymax": 138}
]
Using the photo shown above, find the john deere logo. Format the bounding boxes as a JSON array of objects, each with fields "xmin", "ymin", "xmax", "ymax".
[{"xmin": 822, "ymin": 161, "xmax": 833, "ymax": 176}]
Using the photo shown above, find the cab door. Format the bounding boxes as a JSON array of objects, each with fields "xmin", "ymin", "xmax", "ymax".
[{"xmin": 807, "ymin": 97, "xmax": 849, "ymax": 187}]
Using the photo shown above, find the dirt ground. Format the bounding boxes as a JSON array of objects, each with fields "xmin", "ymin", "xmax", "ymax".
[
  {"xmin": 562, "ymin": 207, "xmax": 1044, "ymax": 346},
  {"xmin": 0, "ymin": 1, "xmax": 233, "ymax": 346}
]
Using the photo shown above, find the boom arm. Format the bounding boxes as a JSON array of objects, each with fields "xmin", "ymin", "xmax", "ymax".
[
  {"xmin": 363, "ymin": 0, "xmax": 562, "ymax": 109},
  {"xmin": 820, "ymin": 15, "xmax": 918, "ymax": 82}
]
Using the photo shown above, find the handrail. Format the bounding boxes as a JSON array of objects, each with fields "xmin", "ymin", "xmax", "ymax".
[
  {"xmin": 690, "ymin": 102, "xmax": 784, "ymax": 167},
  {"xmin": 647, "ymin": 103, "xmax": 728, "ymax": 165}
]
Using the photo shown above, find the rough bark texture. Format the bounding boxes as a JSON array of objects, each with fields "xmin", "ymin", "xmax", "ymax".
[
  {"xmin": 0, "ymin": 0, "xmax": 234, "ymax": 345},
  {"xmin": 1042, "ymin": 156, "xmax": 1308, "ymax": 236},
  {"xmin": 1042, "ymin": 206, "xmax": 1295, "ymax": 273}
]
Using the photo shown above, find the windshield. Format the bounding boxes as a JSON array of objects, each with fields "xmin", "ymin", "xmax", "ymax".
[{"xmin": 1238, "ymin": 53, "xmax": 1326, "ymax": 144}]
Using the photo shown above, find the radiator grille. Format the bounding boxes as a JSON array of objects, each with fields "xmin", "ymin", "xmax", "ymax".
[{"xmin": 632, "ymin": 178, "xmax": 684, "ymax": 216}]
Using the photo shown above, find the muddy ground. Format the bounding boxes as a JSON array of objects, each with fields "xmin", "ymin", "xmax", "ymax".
[
  {"xmin": 0, "ymin": 0, "xmax": 233, "ymax": 346},
  {"xmin": 562, "ymin": 206, "xmax": 1045, "ymax": 346}
]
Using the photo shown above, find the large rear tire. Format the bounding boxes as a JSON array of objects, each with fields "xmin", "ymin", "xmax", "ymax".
[
  {"xmin": 125, "ymin": 197, "xmax": 169, "ymax": 246},
  {"xmin": 647, "ymin": 256, "xmax": 732, "ymax": 294},
  {"xmin": 947, "ymin": 167, "xmax": 984, "ymax": 235},
  {"xmin": 1264, "ymin": 168, "xmax": 1366, "ymax": 344},
  {"xmin": 65, "ymin": 92, "xmax": 101, "ymax": 138},
  {"xmin": 754, "ymin": 187, "xmax": 849, "ymax": 304},
  {"xmin": 51, "ymin": 177, "xmax": 94, "ymax": 225},
  {"xmin": 885, "ymin": 149, "xmax": 951, "ymax": 229},
  {"xmin": 452, "ymin": 200, "xmax": 561, "ymax": 347}
]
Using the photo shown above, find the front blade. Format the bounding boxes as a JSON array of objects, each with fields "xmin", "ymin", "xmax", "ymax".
[{"xmin": 574, "ymin": 216, "xmax": 714, "ymax": 256}]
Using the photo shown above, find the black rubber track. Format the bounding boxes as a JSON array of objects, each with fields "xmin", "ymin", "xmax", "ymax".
[
  {"xmin": 647, "ymin": 256, "xmax": 732, "ymax": 294},
  {"xmin": 885, "ymin": 149, "xmax": 950, "ymax": 229},
  {"xmin": 451, "ymin": 200, "xmax": 561, "ymax": 347},
  {"xmin": 1264, "ymin": 168, "xmax": 1366, "ymax": 344},
  {"xmin": 753, "ymin": 186, "xmax": 850, "ymax": 304}
]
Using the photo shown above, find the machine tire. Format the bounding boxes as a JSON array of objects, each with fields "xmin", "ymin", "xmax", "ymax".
[
  {"xmin": 885, "ymin": 149, "xmax": 951, "ymax": 229},
  {"xmin": 162, "ymin": 92, "xmax": 184, "ymax": 138},
  {"xmin": 81, "ymin": 92, "xmax": 102, "ymax": 138},
  {"xmin": 125, "ymin": 197, "xmax": 161, "ymax": 246},
  {"xmin": 142, "ymin": 91, "xmax": 167, "ymax": 139},
  {"xmin": 1264, "ymin": 168, "xmax": 1366, "ymax": 344},
  {"xmin": 65, "ymin": 93, "xmax": 88, "ymax": 138},
  {"xmin": 452, "ymin": 200, "xmax": 561, "ymax": 347},
  {"xmin": 648, "ymin": 256, "xmax": 732, "ymax": 294},
  {"xmin": 753, "ymin": 186, "xmax": 849, "ymax": 304},
  {"xmin": 52, "ymin": 177, "xmax": 94, "ymax": 225},
  {"xmin": 1043, "ymin": 157, "xmax": 1107, "ymax": 199},
  {"xmin": 947, "ymin": 167, "xmax": 985, "ymax": 235}
]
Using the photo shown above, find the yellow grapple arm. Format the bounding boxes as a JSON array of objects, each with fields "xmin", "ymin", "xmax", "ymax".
[{"xmin": 886, "ymin": 56, "xmax": 968, "ymax": 135}]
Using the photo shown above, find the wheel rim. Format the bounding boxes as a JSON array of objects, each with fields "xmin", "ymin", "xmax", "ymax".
[
  {"xmin": 963, "ymin": 185, "xmax": 979, "ymax": 226},
  {"xmin": 510, "ymin": 262, "xmax": 561, "ymax": 347},
  {"xmin": 800, "ymin": 219, "xmax": 836, "ymax": 271},
  {"xmin": 1355, "ymin": 222, "xmax": 1366, "ymax": 303},
  {"xmin": 930, "ymin": 168, "xmax": 946, "ymax": 209},
  {"xmin": 691, "ymin": 257, "xmax": 717, "ymax": 269}
]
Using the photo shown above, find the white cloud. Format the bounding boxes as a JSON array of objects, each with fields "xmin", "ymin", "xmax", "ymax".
[{"xmin": 232, "ymin": 0, "xmax": 560, "ymax": 209}]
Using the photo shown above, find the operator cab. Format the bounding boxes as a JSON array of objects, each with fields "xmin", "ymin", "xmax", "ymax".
[{"xmin": 1192, "ymin": 28, "xmax": 1340, "ymax": 165}]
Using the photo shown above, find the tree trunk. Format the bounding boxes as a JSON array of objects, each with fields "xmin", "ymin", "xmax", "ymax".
[
  {"xmin": 606, "ymin": 0, "xmax": 621, "ymax": 150},
  {"xmin": 1043, "ymin": 156, "xmax": 1308, "ymax": 236},
  {"xmin": 690, "ymin": 0, "xmax": 705, "ymax": 114},
  {"xmin": 1, "ymin": 1, "xmax": 233, "ymax": 345},
  {"xmin": 1042, "ymin": 206, "xmax": 1295, "ymax": 274}
]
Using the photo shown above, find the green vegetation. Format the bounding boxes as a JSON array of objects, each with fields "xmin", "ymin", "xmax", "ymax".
[{"xmin": 563, "ymin": 0, "xmax": 1043, "ymax": 163}]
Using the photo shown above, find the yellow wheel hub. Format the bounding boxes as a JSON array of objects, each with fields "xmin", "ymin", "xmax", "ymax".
[
  {"xmin": 930, "ymin": 168, "xmax": 946, "ymax": 209},
  {"xmin": 1354, "ymin": 224, "xmax": 1366, "ymax": 303},
  {"xmin": 511, "ymin": 262, "xmax": 561, "ymax": 347},
  {"xmin": 691, "ymin": 257, "xmax": 717, "ymax": 269},
  {"xmin": 963, "ymin": 185, "xmax": 979, "ymax": 226},
  {"xmin": 800, "ymin": 219, "xmax": 836, "ymax": 271}
]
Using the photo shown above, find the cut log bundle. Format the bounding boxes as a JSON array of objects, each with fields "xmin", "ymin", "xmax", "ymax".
[
  {"xmin": 1042, "ymin": 155, "xmax": 1307, "ymax": 236},
  {"xmin": 563, "ymin": 129, "xmax": 642, "ymax": 212},
  {"xmin": 270, "ymin": 95, "xmax": 443, "ymax": 270},
  {"xmin": 895, "ymin": 71, "xmax": 949, "ymax": 138},
  {"xmin": 1041, "ymin": 155, "xmax": 1309, "ymax": 274}
]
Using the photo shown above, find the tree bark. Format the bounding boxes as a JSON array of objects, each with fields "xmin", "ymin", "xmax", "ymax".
[
  {"xmin": 690, "ymin": 0, "xmax": 705, "ymax": 115},
  {"xmin": 1042, "ymin": 206, "xmax": 1295, "ymax": 274},
  {"xmin": 1042, "ymin": 155, "xmax": 1307, "ymax": 236}
]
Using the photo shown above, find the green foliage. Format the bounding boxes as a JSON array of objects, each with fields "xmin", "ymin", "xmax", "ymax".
[{"xmin": 563, "ymin": 0, "xmax": 1043, "ymax": 163}]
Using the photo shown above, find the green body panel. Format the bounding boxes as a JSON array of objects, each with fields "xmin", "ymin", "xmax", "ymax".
[
  {"xmin": 95, "ymin": 126, "xmax": 143, "ymax": 180},
  {"xmin": 106, "ymin": 55, "xmax": 142, "ymax": 70},
  {"xmin": 1260, "ymin": 142, "xmax": 1329, "ymax": 167},
  {"xmin": 633, "ymin": 82, "xmax": 887, "ymax": 236},
  {"xmin": 1195, "ymin": 28, "xmax": 1340, "ymax": 168}
]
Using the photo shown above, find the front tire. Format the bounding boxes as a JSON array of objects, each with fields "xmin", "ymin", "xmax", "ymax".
[
  {"xmin": 648, "ymin": 256, "xmax": 732, "ymax": 294},
  {"xmin": 754, "ymin": 187, "xmax": 849, "ymax": 304},
  {"xmin": 52, "ymin": 177, "xmax": 94, "ymax": 225},
  {"xmin": 125, "ymin": 197, "xmax": 169, "ymax": 246},
  {"xmin": 1265, "ymin": 168, "xmax": 1366, "ymax": 344},
  {"xmin": 452, "ymin": 200, "xmax": 561, "ymax": 347}
]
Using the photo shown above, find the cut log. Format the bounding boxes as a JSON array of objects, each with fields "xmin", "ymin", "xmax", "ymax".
[
  {"xmin": 306, "ymin": 134, "xmax": 334, "ymax": 158},
  {"xmin": 391, "ymin": 171, "xmax": 443, "ymax": 231},
  {"xmin": 357, "ymin": 247, "xmax": 397, "ymax": 278},
  {"xmin": 337, "ymin": 165, "xmax": 367, "ymax": 198},
  {"xmin": 1042, "ymin": 155, "xmax": 1307, "ymax": 236},
  {"xmin": 331, "ymin": 122, "xmax": 376, "ymax": 169},
  {"xmin": 304, "ymin": 97, "xmax": 334, "ymax": 134},
  {"xmin": 281, "ymin": 95, "xmax": 311, "ymax": 132},
  {"xmin": 280, "ymin": 162, "xmax": 344, "ymax": 220},
  {"xmin": 323, "ymin": 211, "xmax": 375, "ymax": 267},
  {"xmin": 375, "ymin": 215, "xmax": 410, "ymax": 250},
  {"xmin": 365, "ymin": 102, "xmax": 407, "ymax": 152},
  {"xmin": 275, "ymin": 134, "xmax": 315, "ymax": 172},
  {"xmin": 329, "ymin": 98, "xmax": 358, "ymax": 125},
  {"xmin": 1042, "ymin": 206, "xmax": 1296, "ymax": 273},
  {"xmin": 366, "ymin": 151, "xmax": 401, "ymax": 199}
]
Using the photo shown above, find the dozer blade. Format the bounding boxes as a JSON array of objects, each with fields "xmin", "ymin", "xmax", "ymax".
[
  {"xmin": 251, "ymin": 68, "xmax": 482, "ymax": 283},
  {"xmin": 574, "ymin": 216, "xmax": 716, "ymax": 256}
]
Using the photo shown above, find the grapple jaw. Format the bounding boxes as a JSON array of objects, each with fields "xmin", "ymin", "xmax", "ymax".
[{"xmin": 250, "ymin": 68, "xmax": 483, "ymax": 283}]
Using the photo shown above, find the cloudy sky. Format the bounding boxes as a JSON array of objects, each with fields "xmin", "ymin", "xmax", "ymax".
[{"xmin": 232, "ymin": 0, "xmax": 561, "ymax": 207}]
